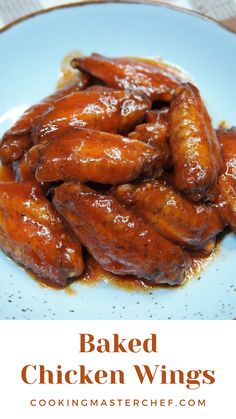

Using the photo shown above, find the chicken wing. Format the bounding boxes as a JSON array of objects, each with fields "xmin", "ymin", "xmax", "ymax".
[
  {"xmin": 35, "ymin": 128, "xmax": 162, "ymax": 184},
  {"xmin": 53, "ymin": 182, "xmax": 190, "ymax": 285},
  {"xmin": 213, "ymin": 127, "xmax": 236, "ymax": 230},
  {"xmin": 0, "ymin": 74, "xmax": 90, "ymax": 165},
  {"xmin": 32, "ymin": 86, "xmax": 151, "ymax": 144},
  {"xmin": 72, "ymin": 53, "xmax": 185, "ymax": 101},
  {"xmin": 112, "ymin": 180, "xmax": 224, "ymax": 252},
  {"xmin": 0, "ymin": 182, "xmax": 84, "ymax": 287},
  {"xmin": 169, "ymin": 83, "xmax": 222, "ymax": 200},
  {"xmin": 128, "ymin": 107, "xmax": 171, "ymax": 169}
]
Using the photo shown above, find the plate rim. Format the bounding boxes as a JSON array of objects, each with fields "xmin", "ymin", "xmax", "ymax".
[{"xmin": 0, "ymin": 0, "xmax": 236, "ymax": 36}]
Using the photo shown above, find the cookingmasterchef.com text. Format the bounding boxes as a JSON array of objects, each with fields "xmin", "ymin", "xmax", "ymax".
[{"xmin": 29, "ymin": 398, "xmax": 206, "ymax": 408}]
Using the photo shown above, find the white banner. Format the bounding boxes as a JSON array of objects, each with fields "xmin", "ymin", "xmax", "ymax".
[{"xmin": 0, "ymin": 320, "xmax": 235, "ymax": 418}]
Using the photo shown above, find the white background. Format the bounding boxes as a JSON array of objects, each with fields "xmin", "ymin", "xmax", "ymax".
[{"xmin": 0, "ymin": 320, "xmax": 235, "ymax": 418}]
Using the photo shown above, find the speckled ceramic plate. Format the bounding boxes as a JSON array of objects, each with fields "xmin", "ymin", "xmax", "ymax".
[{"xmin": 0, "ymin": 1, "xmax": 236, "ymax": 320}]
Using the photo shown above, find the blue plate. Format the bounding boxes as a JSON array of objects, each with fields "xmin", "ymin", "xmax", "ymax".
[{"xmin": 0, "ymin": 2, "xmax": 236, "ymax": 320}]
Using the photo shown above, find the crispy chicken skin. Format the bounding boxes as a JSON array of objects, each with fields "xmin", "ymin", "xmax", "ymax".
[
  {"xmin": 169, "ymin": 83, "xmax": 222, "ymax": 200},
  {"xmin": 71, "ymin": 54, "xmax": 185, "ymax": 101},
  {"xmin": 0, "ymin": 182, "xmax": 84, "ymax": 286},
  {"xmin": 128, "ymin": 108, "xmax": 171, "ymax": 169},
  {"xmin": 0, "ymin": 75, "xmax": 90, "ymax": 165},
  {"xmin": 32, "ymin": 86, "xmax": 151, "ymax": 144},
  {"xmin": 53, "ymin": 182, "xmax": 190, "ymax": 285},
  {"xmin": 113, "ymin": 180, "xmax": 224, "ymax": 251},
  {"xmin": 213, "ymin": 128, "xmax": 236, "ymax": 230},
  {"xmin": 35, "ymin": 128, "xmax": 162, "ymax": 184}
]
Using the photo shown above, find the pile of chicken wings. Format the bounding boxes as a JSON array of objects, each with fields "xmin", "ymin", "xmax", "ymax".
[{"xmin": 0, "ymin": 53, "xmax": 235, "ymax": 288}]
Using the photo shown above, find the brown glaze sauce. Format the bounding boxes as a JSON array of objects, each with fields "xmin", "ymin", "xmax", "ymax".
[
  {"xmin": 74, "ymin": 250, "xmax": 218, "ymax": 293},
  {"xmin": 22, "ymin": 249, "xmax": 220, "ymax": 295},
  {"xmin": 78, "ymin": 254, "xmax": 153, "ymax": 292}
]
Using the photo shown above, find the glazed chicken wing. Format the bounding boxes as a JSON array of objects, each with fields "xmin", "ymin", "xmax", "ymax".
[
  {"xmin": 113, "ymin": 180, "xmax": 224, "ymax": 252},
  {"xmin": 128, "ymin": 107, "xmax": 171, "ymax": 169},
  {"xmin": 169, "ymin": 83, "xmax": 222, "ymax": 200},
  {"xmin": 0, "ymin": 182, "xmax": 84, "ymax": 287},
  {"xmin": 72, "ymin": 53, "xmax": 186, "ymax": 101},
  {"xmin": 32, "ymin": 86, "xmax": 151, "ymax": 144},
  {"xmin": 35, "ymin": 128, "xmax": 162, "ymax": 184},
  {"xmin": 53, "ymin": 182, "xmax": 190, "ymax": 285},
  {"xmin": 0, "ymin": 74, "xmax": 90, "ymax": 165},
  {"xmin": 213, "ymin": 127, "xmax": 236, "ymax": 230}
]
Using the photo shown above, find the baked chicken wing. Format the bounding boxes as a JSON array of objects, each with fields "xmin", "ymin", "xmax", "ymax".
[
  {"xmin": 53, "ymin": 182, "xmax": 190, "ymax": 285},
  {"xmin": 72, "ymin": 53, "xmax": 186, "ymax": 101},
  {"xmin": 0, "ymin": 75, "xmax": 90, "ymax": 165},
  {"xmin": 213, "ymin": 127, "xmax": 236, "ymax": 230},
  {"xmin": 113, "ymin": 180, "xmax": 224, "ymax": 252},
  {"xmin": 169, "ymin": 83, "xmax": 222, "ymax": 200},
  {"xmin": 35, "ymin": 128, "xmax": 162, "ymax": 184},
  {"xmin": 0, "ymin": 182, "xmax": 84, "ymax": 287},
  {"xmin": 32, "ymin": 86, "xmax": 151, "ymax": 144}
]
